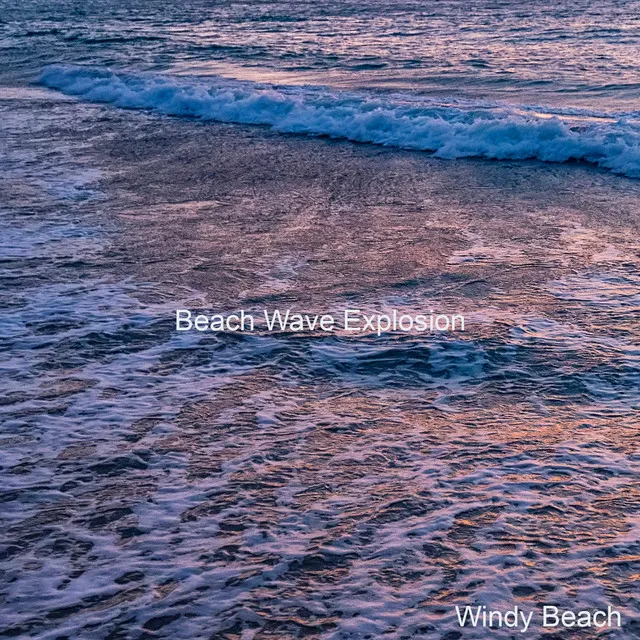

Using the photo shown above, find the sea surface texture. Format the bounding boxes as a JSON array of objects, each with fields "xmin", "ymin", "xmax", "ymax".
[{"xmin": 1, "ymin": 1, "xmax": 640, "ymax": 639}]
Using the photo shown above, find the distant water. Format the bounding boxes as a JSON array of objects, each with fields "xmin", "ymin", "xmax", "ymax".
[
  {"xmin": 2, "ymin": 0, "xmax": 640, "ymax": 105},
  {"xmin": 2, "ymin": 2, "xmax": 640, "ymax": 640}
]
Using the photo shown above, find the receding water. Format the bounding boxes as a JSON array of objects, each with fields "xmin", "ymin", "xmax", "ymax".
[{"xmin": 1, "ymin": 2, "xmax": 640, "ymax": 639}]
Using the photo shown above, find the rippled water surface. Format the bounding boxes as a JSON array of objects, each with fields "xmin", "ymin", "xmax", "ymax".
[
  {"xmin": 1, "ymin": 1, "xmax": 640, "ymax": 639},
  {"xmin": 2, "ymin": 0, "xmax": 640, "ymax": 109}
]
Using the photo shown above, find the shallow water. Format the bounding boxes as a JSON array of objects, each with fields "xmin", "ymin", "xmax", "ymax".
[
  {"xmin": 1, "ymin": 2, "xmax": 640, "ymax": 639},
  {"xmin": 1, "ymin": 84, "xmax": 640, "ymax": 638}
]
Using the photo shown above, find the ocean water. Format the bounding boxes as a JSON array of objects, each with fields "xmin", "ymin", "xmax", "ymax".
[
  {"xmin": 3, "ymin": 0, "xmax": 640, "ymax": 177},
  {"xmin": 1, "ymin": 1, "xmax": 640, "ymax": 639}
]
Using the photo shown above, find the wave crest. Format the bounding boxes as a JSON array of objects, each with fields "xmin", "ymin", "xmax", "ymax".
[{"xmin": 39, "ymin": 65, "xmax": 640, "ymax": 178}]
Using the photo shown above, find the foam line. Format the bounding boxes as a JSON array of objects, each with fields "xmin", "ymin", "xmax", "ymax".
[{"xmin": 39, "ymin": 65, "xmax": 640, "ymax": 178}]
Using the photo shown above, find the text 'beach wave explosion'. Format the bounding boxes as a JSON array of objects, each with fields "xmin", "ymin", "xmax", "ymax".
[{"xmin": 40, "ymin": 65, "xmax": 640, "ymax": 178}]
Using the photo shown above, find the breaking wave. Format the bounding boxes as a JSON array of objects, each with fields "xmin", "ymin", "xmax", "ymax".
[{"xmin": 39, "ymin": 65, "xmax": 640, "ymax": 178}]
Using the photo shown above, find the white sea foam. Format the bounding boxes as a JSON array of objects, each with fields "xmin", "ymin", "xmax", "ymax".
[{"xmin": 39, "ymin": 65, "xmax": 640, "ymax": 179}]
